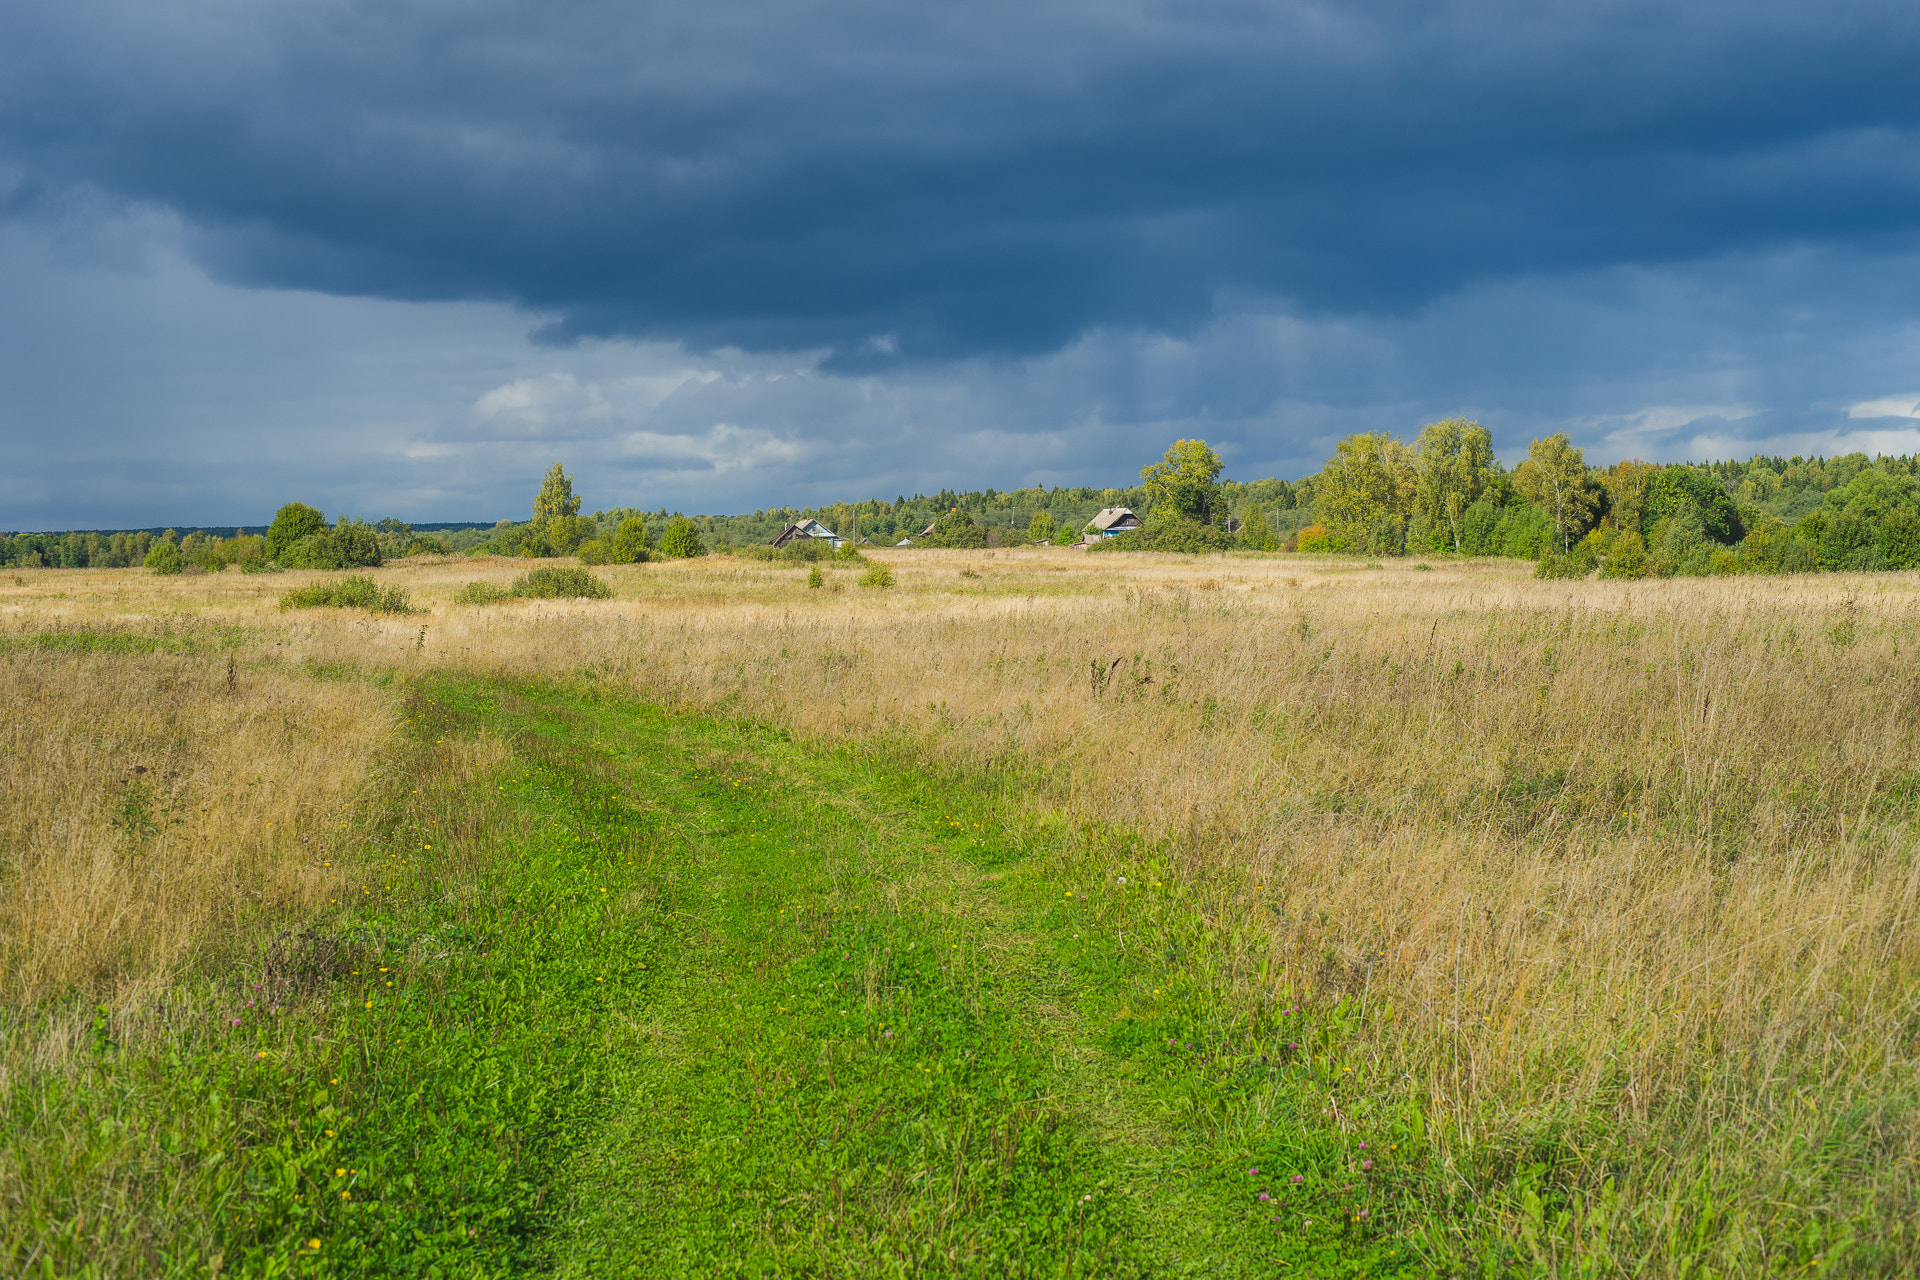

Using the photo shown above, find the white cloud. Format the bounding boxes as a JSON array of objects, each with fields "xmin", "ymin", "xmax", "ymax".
[
  {"xmin": 1847, "ymin": 394, "xmax": 1920, "ymax": 420},
  {"xmin": 618, "ymin": 423, "xmax": 813, "ymax": 474},
  {"xmin": 471, "ymin": 372, "xmax": 612, "ymax": 436},
  {"xmin": 467, "ymin": 367, "xmax": 727, "ymax": 439}
]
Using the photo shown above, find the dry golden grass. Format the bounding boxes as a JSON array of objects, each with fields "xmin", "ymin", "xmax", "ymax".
[
  {"xmin": 6, "ymin": 549, "xmax": 1920, "ymax": 1268},
  {"xmin": 0, "ymin": 642, "xmax": 385, "ymax": 1000}
]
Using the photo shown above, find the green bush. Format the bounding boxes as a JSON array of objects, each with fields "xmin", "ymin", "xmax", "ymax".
[
  {"xmin": 608, "ymin": 517, "xmax": 654, "ymax": 564},
  {"xmin": 454, "ymin": 581, "xmax": 514, "ymax": 605},
  {"xmin": 1295, "ymin": 524, "xmax": 1352, "ymax": 553},
  {"xmin": 859, "ymin": 563, "xmax": 895, "ymax": 588},
  {"xmin": 280, "ymin": 575, "xmax": 414, "ymax": 613},
  {"xmin": 509, "ymin": 566, "xmax": 613, "ymax": 599},
  {"xmin": 1495, "ymin": 503, "xmax": 1556, "ymax": 559},
  {"xmin": 1647, "ymin": 466, "xmax": 1741, "ymax": 542},
  {"xmin": 807, "ymin": 566, "xmax": 824, "ymax": 589},
  {"xmin": 545, "ymin": 514, "xmax": 595, "ymax": 557},
  {"xmin": 1780, "ymin": 537, "xmax": 1821, "ymax": 573},
  {"xmin": 144, "ymin": 540, "xmax": 183, "ymax": 575},
  {"xmin": 658, "ymin": 517, "xmax": 707, "ymax": 558},
  {"xmin": 266, "ymin": 502, "xmax": 326, "ymax": 561},
  {"xmin": 1087, "ymin": 517, "xmax": 1236, "ymax": 554},
  {"xmin": 738, "ymin": 539, "xmax": 837, "ymax": 563},
  {"xmin": 1876, "ymin": 507, "xmax": 1920, "ymax": 570},
  {"xmin": 919, "ymin": 511, "xmax": 988, "ymax": 549},
  {"xmin": 1819, "ymin": 511, "xmax": 1874, "ymax": 571},
  {"xmin": 278, "ymin": 518, "xmax": 384, "ymax": 570},
  {"xmin": 1458, "ymin": 499, "xmax": 1502, "ymax": 555},
  {"xmin": 1533, "ymin": 553, "xmax": 1577, "ymax": 580},
  {"xmin": 1536, "ymin": 542, "xmax": 1599, "ymax": 578},
  {"xmin": 1599, "ymin": 532, "xmax": 1649, "ymax": 579}
]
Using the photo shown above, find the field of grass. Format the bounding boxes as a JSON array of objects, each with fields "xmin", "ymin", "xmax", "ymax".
[{"xmin": 4, "ymin": 549, "xmax": 1919, "ymax": 1276}]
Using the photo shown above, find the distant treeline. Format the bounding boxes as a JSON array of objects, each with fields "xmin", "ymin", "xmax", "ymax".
[
  {"xmin": 461, "ymin": 474, "xmax": 1307, "ymax": 558},
  {"xmin": 9, "ymin": 433, "xmax": 1920, "ymax": 578},
  {"xmin": 1287, "ymin": 425, "xmax": 1920, "ymax": 577},
  {"xmin": 0, "ymin": 516, "xmax": 492, "ymax": 572}
]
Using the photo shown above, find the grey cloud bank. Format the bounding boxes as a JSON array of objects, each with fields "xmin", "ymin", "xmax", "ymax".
[{"xmin": 2, "ymin": 0, "xmax": 1918, "ymax": 526}]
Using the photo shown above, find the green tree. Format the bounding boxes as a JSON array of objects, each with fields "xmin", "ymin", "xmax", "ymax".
[
  {"xmin": 547, "ymin": 514, "xmax": 595, "ymax": 556},
  {"xmin": 1646, "ymin": 466, "xmax": 1740, "ymax": 543},
  {"xmin": 1602, "ymin": 460, "xmax": 1659, "ymax": 534},
  {"xmin": 1513, "ymin": 434, "xmax": 1600, "ymax": 554},
  {"xmin": 266, "ymin": 502, "xmax": 326, "ymax": 561},
  {"xmin": 608, "ymin": 518, "xmax": 652, "ymax": 564},
  {"xmin": 658, "ymin": 516, "xmax": 707, "ymax": 558},
  {"xmin": 144, "ymin": 536, "xmax": 182, "ymax": 575},
  {"xmin": 1414, "ymin": 418, "xmax": 1495, "ymax": 551},
  {"xmin": 330, "ymin": 517, "xmax": 385, "ymax": 568},
  {"xmin": 533, "ymin": 463, "xmax": 583, "ymax": 526},
  {"xmin": 1027, "ymin": 511, "xmax": 1056, "ymax": 544},
  {"xmin": 922, "ymin": 510, "xmax": 988, "ymax": 549},
  {"xmin": 1598, "ymin": 531, "xmax": 1649, "ymax": 579},
  {"xmin": 1877, "ymin": 507, "xmax": 1920, "ymax": 570},
  {"xmin": 1314, "ymin": 433, "xmax": 1416, "ymax": 546},
  {"xmin": 1140, "ymin": 439, "xmax": 1224, "ymax": 523},
  {"xmin": 1088, "ymin": 521, "xmax": 1235, "ymax": 554},
  {"xmin": 1827, "ymin": 467, "xmax": 1920, "ymax": 523}
]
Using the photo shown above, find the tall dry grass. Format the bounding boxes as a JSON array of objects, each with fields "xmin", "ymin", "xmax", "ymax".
[
  {"xmin": 0, "ymin": 626, "xmax": 396, "ymax": 1079},
  {"xmin": 6, "ymin": 553, "xmax": 1920, "ymax": 1270}
]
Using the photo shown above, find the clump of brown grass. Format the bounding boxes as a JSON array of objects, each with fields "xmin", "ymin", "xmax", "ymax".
[
  {"xmin": 7, "ymin": 555, "xmax": 1920, "ymax": 1271},
  {"xmin": 0, "ymin": 634, "xmax": 394, "ymax": 1025}
]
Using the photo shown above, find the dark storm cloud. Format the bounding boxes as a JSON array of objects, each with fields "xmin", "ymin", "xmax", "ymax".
[{"xmin": 5, "ymin": 0, "xmax": 1916, "ymax": 365}]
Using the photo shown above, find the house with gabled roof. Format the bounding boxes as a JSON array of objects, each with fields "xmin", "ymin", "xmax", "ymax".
[
  {"xmin": 1085, "ymin": 507, "xmax": 1143, "ymax": 537},
  {"xmin": 771, "ymin": 518, "xmax": 845, "ymax": 549}
]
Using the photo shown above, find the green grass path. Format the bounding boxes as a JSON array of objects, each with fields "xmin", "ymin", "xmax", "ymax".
[{"xmin": 308, "ymin": 678, "xmax": 1414, "ymax": 1278}]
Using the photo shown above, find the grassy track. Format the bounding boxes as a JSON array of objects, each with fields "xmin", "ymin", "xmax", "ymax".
[
  {"xmin": 5, "ymin": 675, "xmax": 1419, "ymax": 1276},
  {"xmin": 322, "ymin": 677, "xmax": 1415, "ymax": 1276}
]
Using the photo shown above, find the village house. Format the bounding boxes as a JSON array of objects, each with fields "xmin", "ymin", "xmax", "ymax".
[
  {"xmin": 1084, "ymin": 507, "xmax": 1143, "ymax": 538},
  {"xmin": 771, "ymin": 518, "xmax": 845, "ymax": 549}
]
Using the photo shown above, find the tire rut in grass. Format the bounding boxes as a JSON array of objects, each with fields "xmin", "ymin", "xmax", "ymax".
[
  {"xmin": 532, "ymin": 708, "xmax": 1152, "ymax": 1277},
  {"xmin": 443, "ymin": 682, "xmax": 1406, "ymax": 1278}
]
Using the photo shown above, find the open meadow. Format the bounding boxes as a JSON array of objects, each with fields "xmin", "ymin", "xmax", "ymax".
[{"xmin": 4, "ymin": 549, "xmax": 1919, "ymax": 1276}]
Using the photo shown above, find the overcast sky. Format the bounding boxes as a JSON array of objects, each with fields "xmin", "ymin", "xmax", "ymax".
[{"xmin": 4, "ymin": 0, "xmax": 1918, "ymax": 529}]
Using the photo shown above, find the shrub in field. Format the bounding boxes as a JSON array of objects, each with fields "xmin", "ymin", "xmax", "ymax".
[
  {"xmin": 1598, "ymin": 531, "xmax": 1649, "ymax": 578},
  {"xmin": 1295, "ymin": 523, "xmax": 1351, "ymax": 553},
  {"xmin": 1877, "ymin": 507, "xmax": 1920, "ymax": 569},
  {"xmin": 280, "ymin": 575, "xmax": 414, "ymax": 613},
  {"xmin": 658, "ymin": 516, "xmax": 707, "ymax": 558},
  {"xmin": 1533, "ymin": 552, "xmax": 1575, "ymax": 579},
  {"xmin": 1457, "ymin": 499, "xmax": 1502, "ymax": 554},
  {"xmin": 919, "ymin": 510, "xmax": 988, "ymax": 549},
  {"xmin": 457, "ymin": 567, "xmax": 612, "ymax": 603},
  {"xmin": 807, "ymin": 566, "xmax": 823, "ymax": 589},
  {"xmin": 608, "ymin": 517, "xmax": 654, "ymax": 564},
  {"xmin": 741, "ymin": 540, "xmax": 834, "ymax": 563},
  {"xmin": 278, "ymin": 518, "xmax": 384, "ymax": 570},
  {"xmin": 1534, "ymin": 538, "xmax": 1600, "ymax": 578},
  {"xmin": 859, "ymin": 563, "xmax": 895, "ymax": 588},
  {"xmin": 509, "ymin": 566, "xmax": 613, "ymax": 599},
  {"xmin": 1088, "ymin": 517, "xmax": 1236, "ymax": 554},
  {"xmin": 265, "ymin": 502, "xmax": 326, "ymax": 561},
  {"xmin": 454, "ymin": 581, "xmax": 514, "ymax": 604},
  {"xmin": 144, "ymin": 539, "xmax": 182, "ymax": 575}
]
